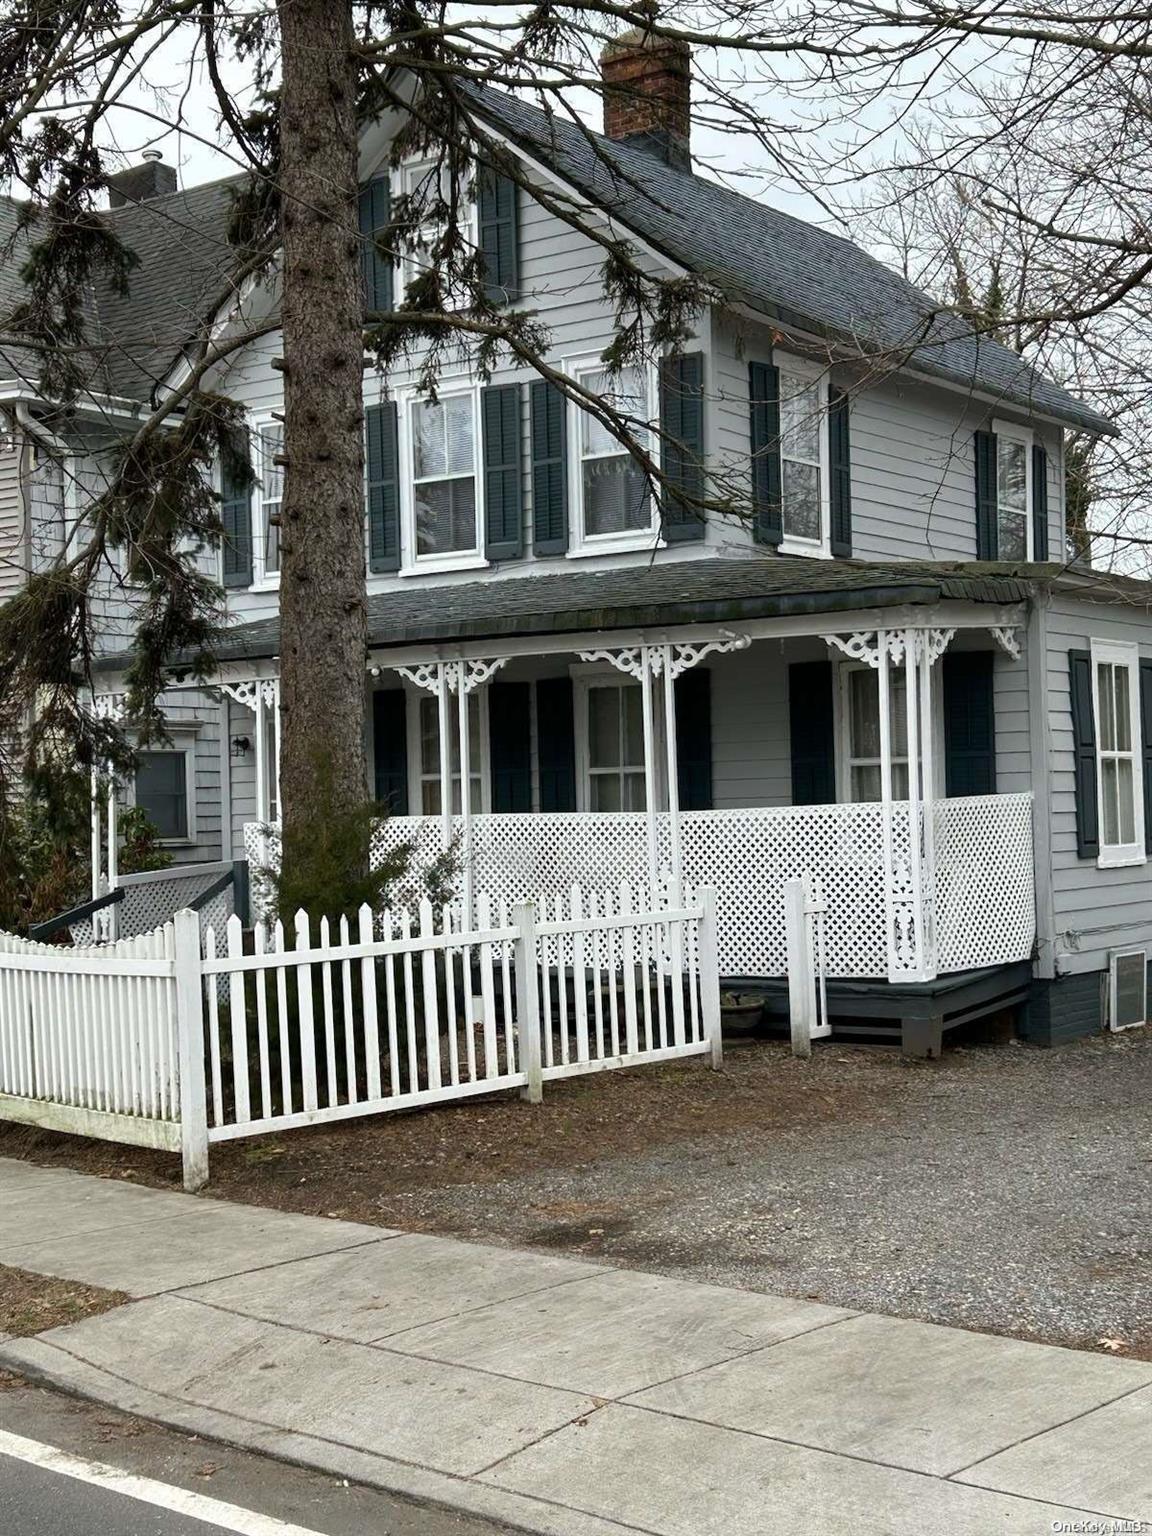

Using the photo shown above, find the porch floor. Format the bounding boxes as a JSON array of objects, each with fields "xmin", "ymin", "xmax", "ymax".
[{"xmin": 732, "ymin": 961, "xmax": 1034, "ymax": 1058}]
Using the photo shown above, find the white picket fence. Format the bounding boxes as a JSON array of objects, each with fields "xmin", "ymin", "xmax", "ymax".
[
  {"xmin": 0, "ymin": 926, "xmax": 183, "ymax": 1152},
  {"xmin": 0, "ymin": 883, "xmax": 721, "ymax": 1188}
]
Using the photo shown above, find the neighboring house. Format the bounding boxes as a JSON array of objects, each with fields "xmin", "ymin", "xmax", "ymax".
[{"xmin": 3, "ymin": 33, "xmax": 1149, "ymax": 1046}]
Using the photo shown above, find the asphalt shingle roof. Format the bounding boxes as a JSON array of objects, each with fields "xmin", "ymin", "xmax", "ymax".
[
  {"xmin": 473, "ymin": 91, "xmax": 1112, "ymax": 436},
  {"xmin": 193, "ymin": 556, "xmax": 1039, "ymax": 664},
  {"xmin": 0, "ymin": 88, "xmax": 1110, "ymax": 435}
]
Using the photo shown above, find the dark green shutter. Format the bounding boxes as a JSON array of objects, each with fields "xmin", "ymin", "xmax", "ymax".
[
  {"xmin": 372, "ymin": 689, "xmax": 408, "ymax": 812},
  {"xmin": 482, "ymin": 384, "xmax": 523, "ymax": 561},
  {"xmin": 531, "ymin": 379, "xmax": 568, "ymax": 555},
  {"xmin": 478, "ymin": 169, "xmax": 519, "ymax": 303},
  {"xmin": 1140, "ymin": 660, "xmax": 1152, "ymax": 855},
  {"xmin": 942, "ymin": 652, "xmax": 997, "ymax": 796},
  {"xmin": 829, "ymin": 386, "xmax": 852, "ymax": 557},
  {"xmin": 1069, "ymin": 648, "xmax": 1099, "ymax": 859},
  {"xmin": 489, "ymin": 681, "xmax": 532, "ymax": 811},
  {"xmin": 536, "ymin": 677, "xmax": 576, "ymax": 810},
  {"xmin": 675, "ymin": 669, "xmax": 713, "ymax": 810},
  {"xmin": 1032, "ymin": 443, "xmax": 1049, "ymax": 560},
  {"xmin": 659, "ymin": 352, "xmax": 705, "ymax": 543},
  {"xmin": 220, "ymin": 435, "xmax": 253, "ymax": 588},
  {"xmin": 358, "ymin": 176, "xmax": 393, "ymax": 313},
  {"xmin": 975, "ymin": 428, "xmax": 998, "ymax": 560},
  {"xmin": 366, "ymin": 401, "xmax": 400, "ymax": 572},
  {"xmin": 749, "ymin": 361, "xmax": 782, "ymax": 547},
  {"xmin": 789, "ymin": 660, "xmax": 835, "ymax": 804}
]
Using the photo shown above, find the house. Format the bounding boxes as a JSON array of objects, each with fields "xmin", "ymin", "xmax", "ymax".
[{"xmin": 1, "ymin": 32, "xmax": 1147, "ymax": 1049}]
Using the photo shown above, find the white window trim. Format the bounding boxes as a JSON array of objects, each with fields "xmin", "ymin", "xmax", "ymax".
[
  {"xmin": 129, "ymin": 734, "xmax": 197, "ymax": 846},
  {"xmin": 1090, "ymin": 637, "xmax": 1145, "ymax": 869},
  {"xmin": 395, "ymin": 157, "xmax": 479, "ymax": 309},
  {"xmin": 249, "ymin": 416, "xmax": 282, "ymax": 590},
  {"xmin": 564, "ymin": 354, "xmax": 663, "ymax": 559},
  {"xmin": 404, "ymin": 685, "xmax": 491, "ymax": 815},
  {"xmin": 572, "ymin": 667, "xmax": 661, "ymax": 811},
  {"xmin": 397, "ymin": 379, "xmax": 489, "ymax": 576},
  {"xmin": 775, "ymin": 351, "xmax": 832, "ymax": 560},
  {"xmin": 833, "ymin": 660, "xmax": 945, "ymax": 804},
  {"xmin": 991, "ymin": 417, "xmax": 1034, "ymax": 562}
]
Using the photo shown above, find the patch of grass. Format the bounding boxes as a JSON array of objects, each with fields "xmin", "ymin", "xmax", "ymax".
[{"xmin": 0, "ymin": 1263, "xmax": 128, "ymax": 1337}]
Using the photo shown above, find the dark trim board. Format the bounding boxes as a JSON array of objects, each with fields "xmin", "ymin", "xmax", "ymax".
[{"xmin": 738, "ymin": 962, "xmax": 1034, "ymax": 1059}]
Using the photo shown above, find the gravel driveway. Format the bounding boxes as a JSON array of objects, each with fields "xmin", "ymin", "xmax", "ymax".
[
  {"xmin": 6, "ymin": 1028, "xmax": 1150, "ymax": 1356},
  {"xmin": 383, "ymin": 1030, "xmax": 1152, "ymax": 1355}
]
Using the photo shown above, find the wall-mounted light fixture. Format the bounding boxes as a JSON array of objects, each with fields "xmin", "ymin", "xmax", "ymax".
[{"xmin": 230, "ymin": 735, "xmax": 251, "ymax": 758}]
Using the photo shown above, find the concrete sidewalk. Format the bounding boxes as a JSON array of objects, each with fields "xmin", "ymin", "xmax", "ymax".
[{"xmin": 1, "ymin": 1157, "xmax": 1149, "ymax": 1535}]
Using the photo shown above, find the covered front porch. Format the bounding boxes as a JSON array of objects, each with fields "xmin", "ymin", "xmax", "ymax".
[{"xmin": 214, "ymin": 561, "xmax": 1037, "ymax": 990}]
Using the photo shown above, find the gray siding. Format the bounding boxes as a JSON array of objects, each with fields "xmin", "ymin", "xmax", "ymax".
[
  {"xmin": 1043, "ymin": 591, "xmax": 1152, "ymax": 975},
  {"xmin": 0, "ymin": 435, "xmax": 24, "ymax": 603}
]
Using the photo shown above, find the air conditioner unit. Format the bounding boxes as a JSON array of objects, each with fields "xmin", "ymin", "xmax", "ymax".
[{"xmin": 1108, "ymin": 948, "xmax": 1147, "ymax": 1033}]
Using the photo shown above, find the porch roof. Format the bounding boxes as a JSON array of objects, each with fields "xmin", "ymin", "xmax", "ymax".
[{"xmin": 192, "ymin": 556, "xmax": 1041, "ymax": 666}]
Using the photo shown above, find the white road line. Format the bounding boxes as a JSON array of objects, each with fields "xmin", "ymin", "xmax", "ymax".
[{"xmin": 0, "ymin": 1429, "xmax": 329, "ymax": 1536}]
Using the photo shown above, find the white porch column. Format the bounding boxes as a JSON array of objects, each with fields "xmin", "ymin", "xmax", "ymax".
[
  {"xmin": 395, "ymin": 658, "xmax": 507, "ymax": 926},
  {"xmin": 828, "ymin": 627, "xmax": 953, "ymax": 984},
  {"xmin": 90, "ymin": 767, "xmax": 102, "ymax": 901}
]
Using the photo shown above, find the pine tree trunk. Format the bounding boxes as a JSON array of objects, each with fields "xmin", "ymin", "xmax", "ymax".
[{"xmin": 276, "ymin": 0, "xmax": 368, "ymax": 914}]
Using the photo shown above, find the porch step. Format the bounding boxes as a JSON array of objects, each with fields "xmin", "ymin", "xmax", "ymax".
[{"xmin": 733, "ymin": 962, "xmax": 1033, "ymax": 1059}]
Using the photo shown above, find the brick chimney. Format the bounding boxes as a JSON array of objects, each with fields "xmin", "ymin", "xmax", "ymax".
[
  {"xmin": 601, "ymin": 28, "xmax": 691, "ymax": 172},
  {"xmin": 107, "ymin": 151, "xmax": 177, "ymax": 208}
]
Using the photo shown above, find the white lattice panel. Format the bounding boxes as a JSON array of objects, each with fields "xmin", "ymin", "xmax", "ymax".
[
  {"xmin": 73, "ymin": 863, "xmax": 235, "ymax": 946},
  {"xmin": 933, "ymin": 794, "xmax": 1035, "ymax": 973},
  {"xmin": 246, "ymin": 793, "xmax": 1035, "ymax": 982}
]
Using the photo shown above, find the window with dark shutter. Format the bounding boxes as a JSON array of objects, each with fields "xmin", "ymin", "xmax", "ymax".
[
  {"xmin": 536, "ymin": 677, "xmax": 576, "ymax": 810},
  {"xmin": 829, "ymin": 387, "xmax": 852, "ymax": 557},
  {"xmin": 675, "ymin": 669, "xmax": 713, "ymax": 810},
  {"xmin": 359, "ymin": 176, "xmax": 393, "ymax": 314},
  {"xmin": 530, "ymin": 379, "xmax": 568, "ymax": 555},
  {"xmin": 488, "ymin": 681, "xmax": 532, "ymax": 811},
  {"xmin": 478, "ymin": 169, "xmax": 520, "ymax": 303},
  {"xmin": 659, "ymin": 352, "xmax": 706, "ymax": 542},
  {"xmin": 482, "ymin": 384, "xmax": 523, "ymax": 561},
  {"xmin": 372, "ymin": 690, "xmax": 408, "ymax": 812},
  {"xmin": 1032, "ymin": 443, "xmax": 1050, "ymax": 561},
  {"xmin": 975, "ymin": 428, "xmax": 998, "ymax": 560},
  {"xmin": 220, "ymin": 433, "xmax": 253, "ymax": 588},
  {"xmin": 1069, "ymin": 648, "xmax": 1100, "ymax": 859},
  {"xmin": 1141, "ymin": 659, "xmax": 1152, "ymax": 855},
  {"xmin": 365, "ymin": 401, "xmax": 400, "ymax": 572},
  {"xmin": 942, "ymin": 652, "xmax": 996, "ymax": 796},
  {"xmin": 789, "ymin": 660, "xmax": 836, "ymax": 804},
  {"xmin": 749, "ymin": 361, "xmax": 782, "ymax": 547}
]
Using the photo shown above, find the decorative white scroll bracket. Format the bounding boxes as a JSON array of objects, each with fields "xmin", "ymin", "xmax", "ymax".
[
  {"xmin": 393, "ymin": 658, "xmax": 508, "ymax": 695},
  {"xmin": 217, "ymin": 678, "xmax": 280, "ymax": 711},
  {"xmin": 989, "ymin": 625, "xmax": 1022, "ymax": 660},
  {"xmin": 87, "ymin": 692, "xmax": 128, "ymax": 723},
  {"xmin": 825, "ymin": 627, "xmax": 955, "ymax": 671},
  {"xmin": 577, "ymin": 633, "xmax": 751, "ymax": 681}
]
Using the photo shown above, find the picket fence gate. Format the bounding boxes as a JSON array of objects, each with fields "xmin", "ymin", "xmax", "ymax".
[{"xmin": 0, "ymin": 883, "xmax": 722, "ymax": 1189}]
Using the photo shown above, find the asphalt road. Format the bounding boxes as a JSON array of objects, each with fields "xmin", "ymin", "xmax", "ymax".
[{"xmin": 0, "ymin": 1376, "xmax": 513, "ymax": 1536}]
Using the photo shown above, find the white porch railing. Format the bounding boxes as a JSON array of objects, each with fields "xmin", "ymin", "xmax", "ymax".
[{"xmin": 245, "ymin": 793, "xmax": 1035, "ymax": 981}]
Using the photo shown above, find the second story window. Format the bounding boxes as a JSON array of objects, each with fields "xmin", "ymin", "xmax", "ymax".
[
  {"xmin": 574, "ymin": 362, "xmax": 653, "ymax": 545},
  {"xmin": 778, "ymin": 360, "xmax": 827, "ymax": 549},
  {"xmin": 410, "ymin": 393, "xmax": 478, "ymax": 559},
  {"xmin": 994, "ymin": 428, "xmax": 1030, "ymax": 560},
  {"xmin": 258, "ymin": 423, "xmax": 283, "ymax": 577}
]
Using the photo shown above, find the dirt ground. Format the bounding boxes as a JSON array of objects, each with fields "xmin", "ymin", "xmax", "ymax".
[
  {"xmin": 0, "ymin": 1263, "xmax": 127, "ymax": 1337},
  {"xmin": 3, "ymin": 1029, "xmax": 1150, "ymax": 1358}
]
